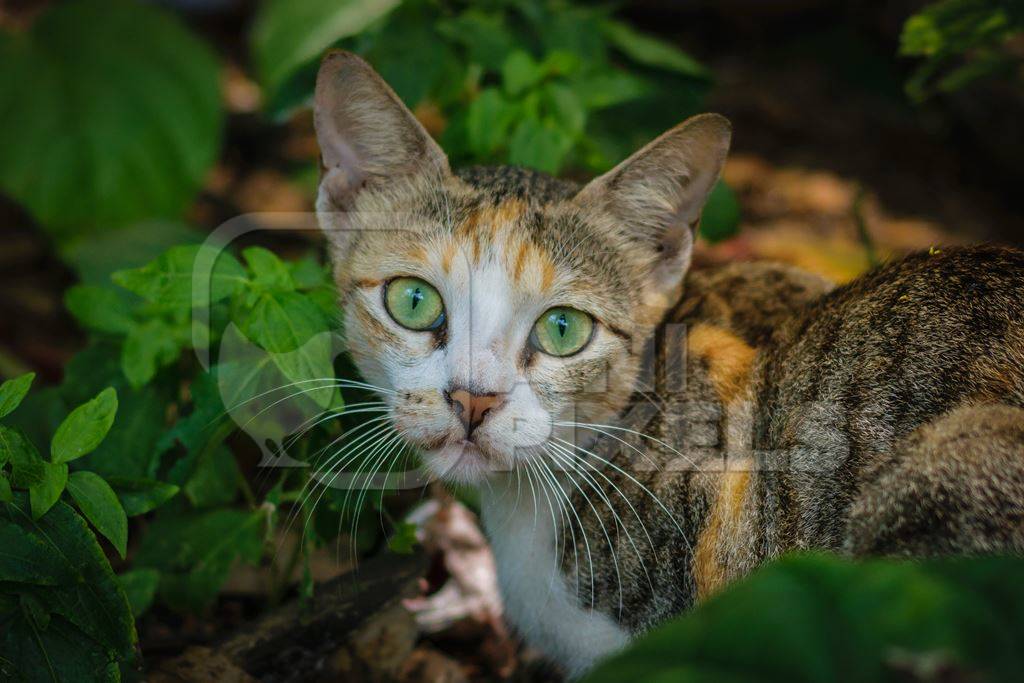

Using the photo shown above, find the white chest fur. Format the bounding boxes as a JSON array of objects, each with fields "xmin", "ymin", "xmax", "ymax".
[{"xmin": 480, "ymin": 478, "xmax": 629, "ymax": 678}]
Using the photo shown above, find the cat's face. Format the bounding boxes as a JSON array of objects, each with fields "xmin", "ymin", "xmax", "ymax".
[{"xmin": 313, "ymin": 52, "xmax": 729, "ymax": 485}]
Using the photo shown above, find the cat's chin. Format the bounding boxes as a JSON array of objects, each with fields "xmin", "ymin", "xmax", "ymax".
[{"xmin": 423, "ymin": 440, "xmax": 502, "ymax": 487}]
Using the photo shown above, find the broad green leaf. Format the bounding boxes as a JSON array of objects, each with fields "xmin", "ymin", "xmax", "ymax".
[
  {"xmin": 117, "ymin": 568, "xmax": 160, "ymax": 618},
  {"xmin": 28, "ymin": 461, "xmax": 68, "ymax": 520},
  {"xmin": 112, "ymin": 244, "xmax": 247, "ymax": 308},
  {"xmin": 251, "ymin": 0, "xmax": 401, "ymax": 105},
  {"xmin": 121, "ymin": 319, "xmax": 181, "ymax": 388},
  {"xmin": 0, "ymin": 495, "xmax": 135, "ymax": 661},
  {"xmin": 106, "ymin": 477, "xmax": 179, "ymax": 516},
  {"xmin": 502, "ymin": 50, "xmax": 543, "ymax": 96},
  {"xmin": 508, "ymin": 118, "xmax": 574, "ymax": 174},
  {"xmin": 0, "ymin": 0, "xmax": 222, "ymax": 237},
  {"xmin": 0, "ymin": 372, "xmax": 35, "ymax": 420},
  {"xmin": 467, "ymin": 88, "xmax": 518, "ymax": 157},
  {"xmin": 243, "ymin": 246, "xmax": 295, "ymax": 291},
  {"xmin": 66, "ymin": 471, "xmax": 128, "ymax": 559},
  {"xmin": 289, "ymin": 254, "xmax": 333, "ymax": 290},
  {"xmin": 51, "ymin": 388, "xmax": 118, "ymax": 464},
  {"xmin": 544, "ymin": 83, "xmax": 586, "ymax": 136},
  {"xmin": 0, "ymin": 612, "xmax": 122, "ymax": 683},
  {"xmin": 583, "ymin": 553, "xmax": 1024, "ymax": 683},
  {"xmin": 601, "ymin": 20, "xmax": 710, "ymax": 79},
  {"xmin": 2, "ymin": 426, "xmax": 45, "ymax": 487},
  {"xmin": 569, "ymin": 71, "xmax": 650, "ymax": 109},
  {"xmin": 240, "ymin": 290, "xmax": 332, "ymax": 354},
  {"xmin": 157, "ymin": 369, "xmax": 226, "ymax": 457},
  {"xmin": 64, "ymin": 285, "xmax": 134, "ymax": 335},
  {"xmin": 135, "ymin": 508, "xmax": 264, "ymax": 612},
  {"xmin": 700, "ymin": 180, "xmax": 742, "ymax": 243}
]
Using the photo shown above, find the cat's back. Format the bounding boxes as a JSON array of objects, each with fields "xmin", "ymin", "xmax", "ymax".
[{"xmin": 751, "ymin": 245, "xmax": 1024, "ymax": 547}]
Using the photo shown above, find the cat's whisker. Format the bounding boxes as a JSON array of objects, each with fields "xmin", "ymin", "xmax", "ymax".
[
  {"xmin": 524, "ymin": 458, "xmax": 566, "ymax": 600},
  {"xmin": 546, "ymin": 441, "xmax": 657, "ymax": 600},
  {"xmin": 545, "ymin": 443, "xmax": 639, "ymax": 613},
  {"xmin": 537, "ymin": 448, "xmax": 590, "ymax": 605},
  {"xmin": 346, "ymin": 430, "xmax": 408, "ymax": 566},
  {"xmin": 551, "ymin": 435, "xmax": 688, "ymax": 552},
  {"xmin": 556, "ymin": 420, "xmax": 699, "ymax": 471},
  {"xmin": 281, "ymin": 418, "xmax": 394, "ymax": 539}
]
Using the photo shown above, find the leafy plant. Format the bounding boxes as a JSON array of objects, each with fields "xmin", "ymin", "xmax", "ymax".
[
  {"xmin": 901, "ymin": 0, "xmax": 1024, "ymax": 100},
  {"xmin": 0, "ymin": 375, "xmax": 137, "ymax": 681},
  {"xmin": 0, "ymin": 0, "xmax": 223, "ymax": 239},
  {"xmin": 249, "ymin": 0, "xmax": 740, "ymax": 241},
  {"xmin": 583, "ymin": 553, "xmax": 1024, "ymax": 683}
]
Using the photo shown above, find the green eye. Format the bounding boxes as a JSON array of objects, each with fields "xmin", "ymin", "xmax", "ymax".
[
  {"xmin": 532, "ymin": 307, "xmax": 594, "ymax": 357},
  {"xmin": 384, "ymin": 277, "xmax": 445, "ymax": 330}
]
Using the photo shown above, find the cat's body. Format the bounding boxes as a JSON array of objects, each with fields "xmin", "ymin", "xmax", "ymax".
[{"xmin": 312, "ymin": 51, "xmax": 1024, "ymax": 678}]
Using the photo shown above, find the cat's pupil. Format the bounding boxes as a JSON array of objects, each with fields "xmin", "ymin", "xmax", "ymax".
[
  {"xmin": 556, "ymin": 314, "xmax": 567, "ymax": 337},
  {"xmin": 410, "ymin": 287, "xmax": 422, "ymax": 310}
]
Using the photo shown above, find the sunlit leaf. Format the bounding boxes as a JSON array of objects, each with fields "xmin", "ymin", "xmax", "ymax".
[{"xmin": 51, "ymin": 388, "xmax": 118, "ymax": 465}]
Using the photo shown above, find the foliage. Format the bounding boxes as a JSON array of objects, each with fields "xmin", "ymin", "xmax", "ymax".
[
  {"xmin": 0, "ymin": 376, "xmax": 136, "ymax": 681},
  {"xmin": 0, "ymin": 0, "xmax": 223, "ymax": 238},
  {"xmin": 583, "ymin": 553, "xmax": 1024, "ymax": 683},
  {"xmin": 901, "ymin": 0, "xmax": 1024, "ymax": 100},
  {"xmin": 250, "ymin": 0, "xmax": 739, "ymax": 239}
]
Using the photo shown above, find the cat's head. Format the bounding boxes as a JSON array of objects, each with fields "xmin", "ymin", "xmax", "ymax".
[{"xmin": 314, "ymin": 51, "xmax": 730, "ymax": 485}]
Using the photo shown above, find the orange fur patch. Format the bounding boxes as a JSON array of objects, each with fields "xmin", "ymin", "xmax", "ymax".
[
  {"xmin": 687, "ymin": 324, "xmax": 757, "ymax": 404},
  {"xmin": 693, "ymin": 469, "xmax": 750, "ymax": 601}
]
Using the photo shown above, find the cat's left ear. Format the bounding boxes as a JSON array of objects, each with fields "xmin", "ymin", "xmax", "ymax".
[{"xmin": 575, "ymin": 114, "xmax": 731, "ymax": 312}]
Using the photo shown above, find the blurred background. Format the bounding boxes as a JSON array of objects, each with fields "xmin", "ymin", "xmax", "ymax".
[{"xmin": 0, "ymin": 0, "xmax": 1022, "ymax": 681}]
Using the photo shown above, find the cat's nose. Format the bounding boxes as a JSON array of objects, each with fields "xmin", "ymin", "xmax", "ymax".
[{"xmin": 445, "ymin": 388, "xmax": 504, "ymax": 437}]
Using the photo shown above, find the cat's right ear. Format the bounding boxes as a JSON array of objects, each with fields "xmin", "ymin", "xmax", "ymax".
[{"xmin": 313, "ymin": 51, "xmax": 448, "ymax": 254}]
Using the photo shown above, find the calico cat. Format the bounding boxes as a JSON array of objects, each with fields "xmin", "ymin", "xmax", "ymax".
[{"xmin": 312, "ymin": 51, "xmax": 1024, "ymax": 677}]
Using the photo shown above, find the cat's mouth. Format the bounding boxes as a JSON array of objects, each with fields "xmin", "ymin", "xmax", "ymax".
[{"xmin": 423, "ymin": 439, "xmax": 497, "ymax": 485}]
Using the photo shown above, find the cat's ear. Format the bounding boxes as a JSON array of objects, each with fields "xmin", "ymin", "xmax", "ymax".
[
  {"xmin": 575, "ymin": 114, "xmax": 731, "ymax": 311},
  {"xmin": 314, "ymin": 51, "xmax": 449, "ymax": 252}
]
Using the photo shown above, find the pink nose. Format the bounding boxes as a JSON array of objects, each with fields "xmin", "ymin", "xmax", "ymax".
[{"xmin": 446, "ymin": 388, "xmax": 503, "ymax": 437}]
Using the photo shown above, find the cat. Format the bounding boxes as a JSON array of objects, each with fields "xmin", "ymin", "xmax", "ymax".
[{"xmin": 312, "ymin": 51, "xmax": 1024, "ymax": 678}]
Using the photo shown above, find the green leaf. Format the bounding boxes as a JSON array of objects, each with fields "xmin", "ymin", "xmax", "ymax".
[
  {"xmin": 0, "ymin": 473, "xmax": 11, "ymax": 503},
  {"xmin": 121, "ymin": 320, "xmax": 181, "ymax": 388},
  {"xmin": 700, "ymin": 180, "xmax": 742, "ymax": 243},
  {"xmin": 112, "ymin": 244, "xmax": 248, "ymax": 308},
  {"xmin": 387, "ymin": 521, "xmax": 418, "ymax": 554},
  {"xmin": 437, "ymin": 9, "xmax": 516, "ymax": 71},
  {"xmin": 0, "ymin": 0, "xmax": 222, "ymax": 237},
  {"xmin": 502, "ymin": 50, "xmax": 543, "ymax": 96},
  {"xmin": 135, "ymin": 508, "xmax": 265, "ymax": 612},
  {"xmin": 66, "ymin": 472, "xmax": 128, "ymax": 559},
  {"xmin": 601, "ymin": 20, "xmax": 710, "ymax": 79},
  {"xmin": 251, "ymin": 0, "xmax": 402, "ymax": 105},
  {"xmin": 117, "ymin": 569, "xmax": 160, "ymax": 618},
  {"xmin": 0, "ymin": 495, "xmax": 136, "ymax": 662},
  {"xmin": 28, "ymin": 461, "xmax": 68, "ymax": 520},
  {"xmin": 2, "ymin": 426, "xmax": 45, "ymax": 487},
  {"xmin": 467, "ymin": 88, "xmax": 518, "ymax": 156},
  {"xmin": 243, "ymin": 246, "xmax": 295, "ymax": 291},
  {"xmin": 583, "ymin": 553, "xmax": 1024, "ymax": 683},
  {"xmin": 544, "ymin": 83, "xmax": 586, "ymax": 136},
  {"xmin": 508, "ymin": 118, "xmax": 574, "ymax": 174},
  {"xmin": 1, "ymin": 612, "xmax": 122, "ymax": 683},
  {"xmin": 106, "ymin": 477, "xmax": 179, "ymax": 517},
  {"xmin": 51, "ymin": 388, "xmax": 118, "ymax": 465},
  {"xmin": 64, "ymin": 285, "xmax": 135, "ymax": 335},
  {"xmin": 0, "ymin": 372, "xmax": 35, "ymax": 420},
  {"xmin": 239, "ymin": 288, "xmax": 333, "ymax": 353}
]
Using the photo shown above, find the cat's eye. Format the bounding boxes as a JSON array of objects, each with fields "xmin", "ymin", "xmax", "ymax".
[
  {"xmin": 384, "ymin": 277, "xmax": 445, "ymax": 331},
  {"xmin": 531, "ymin": 307, "xmax": 594, "ymax": 357}
]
